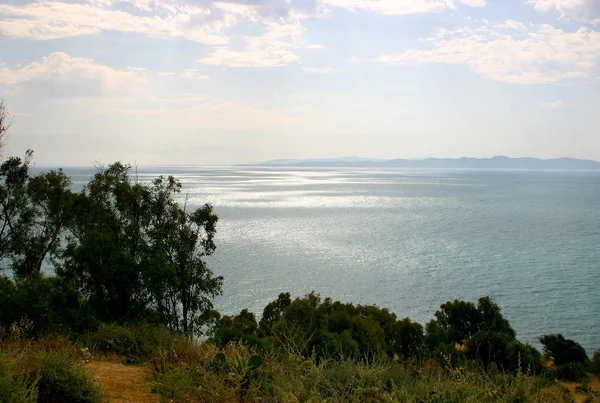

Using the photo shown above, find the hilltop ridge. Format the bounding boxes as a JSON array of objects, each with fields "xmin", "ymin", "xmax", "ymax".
[{"xmin": 239, "ymin": 156, "xmax": 600, "ymax": 170}]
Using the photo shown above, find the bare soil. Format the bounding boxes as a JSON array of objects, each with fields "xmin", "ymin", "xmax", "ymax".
[{"xmin": 87, "ymin": 360, "xmax": 159, "ymax": 403}]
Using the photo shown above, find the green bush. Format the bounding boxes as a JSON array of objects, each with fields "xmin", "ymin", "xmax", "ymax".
[
  {"xmin": 539, "ymin": 334, "xmax": 588, "ymax": 366},
  {"xmin": 152, "ymin": 365, "xmax": 205, "ymax": 402},
  {"xmin": 0, "ymin": 354, "xmax": 37, "ymax": 403},
  {"xmin": 85, "ymin": 322, "xmax": 179, "ymax": 359},
  {"xmin": 589, "ymin": 351, "xmax": 600, "ymax": 376},
  {"xmin": 0, "ymin": 276, "xmax": 91, "ymax": 338},
  {"xmin": 35, "ymin": 351, "xmax": 102, "ymax": 403},
  {"xmin": 556, "ymin": 362, "xmax": 589, "ymax": 382},
  {"xmin": 213, "ymin": 309, "xmax": 264, "ymax": 349}
]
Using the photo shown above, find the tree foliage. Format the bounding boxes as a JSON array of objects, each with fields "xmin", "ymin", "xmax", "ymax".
[
  {"xmin": 433, "ymin": 297, "xmax": 515, "ymax": 344},
  {"xmin": 539, "ymin": 334, "xmax": 588, "ymax": 366},
  {"xmin": 58, "ymin": 163, "xmax": 223, "ymax": 336},
  {"xmin": 0, "ymin": 124, "xmax": 222, "ymax": 338},
  {"xmin": 214, "ymin": 292, "xmax": 426, "ymax": 362},
  {"xmin": 0, "ymin": 152, "xmax": 73, "ymax": 278}
]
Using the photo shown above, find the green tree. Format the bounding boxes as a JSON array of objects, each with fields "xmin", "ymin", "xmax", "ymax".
[
  {"xmin": 539, "ymin": 334, "xmax": 588, "ymax": 366},
  {"xmin": 432, "ymin": 297, "xmax": 515, "ymax": 345},
  {"xmin": 143, "ymin": 175, "xmax": 223, "ymax": 336},
  {"xmin": 434, "ymin": 299, "xmax": 480, "ymax": 344},
  {"xmin": 259, "ymin": 292, "xmax": 291, "ymax": 336},
  {"xmin": 61, "ymin": 163, "xmax": 222, "ymax": 336},
  {"xmin": 391, "ymin": 318, "xmax": 424, "ymax": 361},
  {"xmin": 213, "ymin": 309, "xmax": 262, "ymax": 348},
  {"xmin": 60, "ymin": 163, "xmax": 150, "ymax": 322},
  {"xmin": 0, "ymin": 152, "xmax": 73, "ymax": 278}
]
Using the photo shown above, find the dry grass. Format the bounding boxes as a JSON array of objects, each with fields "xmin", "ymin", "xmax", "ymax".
[
  {"xmin": 87, "ymin": 360, "xmax": 158, "ymax": 403},
  {"xmin": 559, "ymin": 376, "xmax": 600, "ymax": 403}
]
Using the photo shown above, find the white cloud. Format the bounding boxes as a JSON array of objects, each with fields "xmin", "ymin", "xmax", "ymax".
[
  {"xmin": 459, "ymin": 0, "xmax": 486, "ymax": 6},
  {"xmin": 0, "ymin": 1, "xmax": 251, "ymax": 43},
  {"xmin": 529, "ymin": 0, "xmax": 600, "ymax": 24},
  {"xmin": 180, "ymin": 69, "xmax": 210, "ymax": 79},
  {"xmin": 320, "ymin": 0, "xmax": 485, "ymax": 15},
  {"xmin": 199, "ymin": 21, "xmax": 305, "ymax": 67},
  {"xmin": 541, "ymin": 100, "xmax": 565, "ymax": 108},
  {"xmin": 302, "ymin": 66, "xmax": 338, "ymax": 73},
  {"xmin": 0, "ymin": 1, "xmax": 324, "ymax": 68},
  {"xmin": 377, "ymin": 21, "xmax": 600, "ymax": 84},
  {"xmin": 0, "ymin": 52, "xmax": 146, "ymax": 97}
]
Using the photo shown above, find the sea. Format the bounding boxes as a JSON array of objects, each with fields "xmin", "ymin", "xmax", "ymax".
[{"xmin": 68, "ymin": 166, "xmax": 600, "ymax": 353}]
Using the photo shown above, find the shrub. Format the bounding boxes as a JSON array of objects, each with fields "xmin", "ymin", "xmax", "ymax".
[
  {"xmin": 35, "ymin": 351, "xmax": 102, "ymax": 403},
  {"xmin": 556, "ymin": 362, "xmax": 589, "ymax": 382},
  {"xmin": 589, "ymin": 351, "xmax": 600, "ymax": 376},
  {"xmin": 467, "ymin": 332, "xmax": 543, "ymax": 374},
  {"xmin": 0, "ymin": 354, "xmax": 37, "ymax": 403},
  {"xmin": 539, "ymin": 334, "xmax": 588, "ymax": 366},
  {"xmin": 85, "ymin": 322, "xmax": 179, "ymax": 359},
  {"xmin": 0, "ymin": 276, "xmax": 91, "ymax": 338},
  {"xmin": 433, "ymin": 297, "xmax": 515, "ymax": 345},
  {"xmin": 213, "ymin": 309, "xmax": 264, "ymax": 349}
]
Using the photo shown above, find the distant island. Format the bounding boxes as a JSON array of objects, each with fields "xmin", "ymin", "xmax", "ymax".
[{"xmin": 239, "ymin": 156, "xmax": 600, "ymax": 170}]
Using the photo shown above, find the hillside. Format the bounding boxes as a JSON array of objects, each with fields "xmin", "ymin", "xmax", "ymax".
[{"xmin": 243, "ymin": 156, "xmax": 600, "ymax": 170}]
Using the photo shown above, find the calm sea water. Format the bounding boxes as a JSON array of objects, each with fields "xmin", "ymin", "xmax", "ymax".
[{"xmin": 70, "ymin": 167, "xmax": 600, "ymax": 353}]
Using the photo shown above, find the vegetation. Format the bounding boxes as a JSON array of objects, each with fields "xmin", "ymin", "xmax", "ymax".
[
  {"xmin": 0, "ymin": 101, "xmax": 598, "ymax": 401},
  {"xmin": 0, "ymin": 335, "xmax": 102, "ymax": 403},
  {"xmin": 0, "ymin": 145, "xmax": 222, "ymax": 339}
]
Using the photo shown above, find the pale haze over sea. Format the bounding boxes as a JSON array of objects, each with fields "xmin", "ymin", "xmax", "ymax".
[{"xmin": 68, "ymin": 166, "xmax": 600, "ymax": 353}]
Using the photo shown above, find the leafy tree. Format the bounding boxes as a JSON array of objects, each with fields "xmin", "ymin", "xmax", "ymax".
[
  {"xmin": 432, "ymin": 297, "xmax": 515, "ymax": 345},
  {"xmin": 539, "ymin": 334, "xmax": 588, "ymax": 366},
  {"xmin": 0, "ymin": 152, "xmax": 73, "ymax": 278},
  {"xmin": 143, "ymin": 175, "xmax": 222, "ymax": 337},
  {"xmin": 391, "ymin": 318, "xmax": 424, "ymax": 361},
  {"xmin": 274, "ymin": 292, "xmax": 329, "ymax": 356},
  {"xmin": 61, "ymin": 163, "xmax": 222, "ymax": 336},
  {"xmin": 476, "ymin": 296, "xmax": 515, "ymax": 338},
  {"xmin": 60, "ymin": 163, "xmax": 150, "ymax": 322},
  {"xmin": 260, "ymin": 293, "xmax": 425, "ymax": 361},
  {"xmin": 213, "ymin": 309, "xmax": 262, "ymax": 348},
  {"xmin": 259, "ymin": 292, "xmax": 291, "ymax": 336},
  {"xmin": 434, "ymin": 299, "xmax": 480, "ymax": 343},
  {"xmin": 466, "ymin": 331, "xmax": 541, "ymax": 373}
]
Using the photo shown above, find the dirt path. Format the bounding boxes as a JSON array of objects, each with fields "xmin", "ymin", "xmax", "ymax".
[
  {"xmin": 560, "ymin": 376, "xmax": 600, "ymax": 403},
  {"xmin": 87, "ymin": 361, "xmax": 159, "ymax": 403}
]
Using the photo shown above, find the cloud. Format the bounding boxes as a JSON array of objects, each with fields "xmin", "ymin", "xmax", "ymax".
[
  {"xmin": 320, "ymin": 0, "xmax": 485, "ymax": 15},
  {"xmin": 377, "ymin": 21, "xmax": 600, "ymax": 84},
  {"xmin": 0, "ymin": 52, "xmax": 146, "ymax": 98},
  {"xmin": 541, "ymin": 100, "xmax": 565, "ymax": 108},
  {"xmin": 529, "ymin": 0, "xmax": 600, "ymax": 24},
  {"xmin": 0, "ymin": 0, "xmax": 327, "ymax": 43},
  {"xmin": 199, "ymin": 21, "xmax": 306, "ymax": 67},
  {"xmin": 0, "ymin": 1, "xmax": 253, "ymax": 43},
  {"xmin": 0, "ymin": 1, "xmax": 325, "ymax": 68},
  {"xmin": 180, "ymin": 69, "xmax": 210, "ymax": 79},
  {"xmin": 302, "ymin": 66, "xmax": 338, "ymax": 73}
]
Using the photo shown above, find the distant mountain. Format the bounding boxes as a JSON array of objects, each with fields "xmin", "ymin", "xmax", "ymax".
[{"xmin": 240, "ymin": 156, "xmax": 600, "ymax": 170}]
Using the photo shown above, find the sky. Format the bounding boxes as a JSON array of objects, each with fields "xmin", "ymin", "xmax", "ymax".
[{"xmin": 1, "ymin": 0, "xmax": 600, "ymax": 166}]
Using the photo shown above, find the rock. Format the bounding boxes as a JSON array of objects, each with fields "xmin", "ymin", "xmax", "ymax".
[
  {"xmin": 81, "ymin": 348, "xmax": 92, "ymax": 359},
  {"xmin": 124, "ymin": 357, "xmax": 140, "ymax": 365}
]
